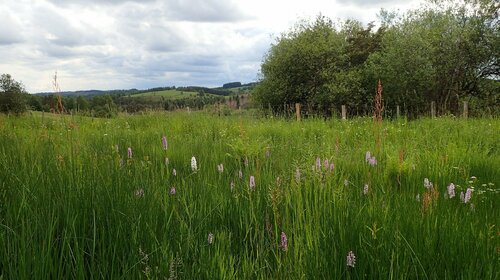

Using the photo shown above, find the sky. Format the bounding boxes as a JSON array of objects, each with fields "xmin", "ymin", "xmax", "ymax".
[{"xmin": 1, "ymin": 0, "xmax": 423, "ymax": 93}]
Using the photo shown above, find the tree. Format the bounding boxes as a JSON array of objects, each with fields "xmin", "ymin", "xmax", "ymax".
[
  {"xmin": 366, "ymin": 0, "xmax": 499, "ymax": 115},
  {"xmin": 90, "ymin": 95, "xmax": 117, "ymax": 118},
  {"xmin": 0, "ymin": 74, "xmax": 27, "ymax": 115},
  {"xmin": 254, "ymin": 16, "xmax": 385, "ymax": 116}
]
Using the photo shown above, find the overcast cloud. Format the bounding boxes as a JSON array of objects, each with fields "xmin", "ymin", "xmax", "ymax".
[{"xmin": 0, "ymin": 0, "xmax": 423, "ymax": 92}]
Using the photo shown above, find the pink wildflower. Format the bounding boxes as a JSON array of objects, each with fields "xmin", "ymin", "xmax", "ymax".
[
  {"xmin": 217, "ymin": 163, "xmax": 224, "ymax": 173},
  {"xmin": 464, "ymin": 188, "xmax": 473, "ymax": 203},
  {"xmin": 249, "ymin": 176, "xmax": 255, "ymax": 190},
  {"xmin": 135, "ymin": 188, "xmax": 144, "ymax": 198},
  {"xmin": 365, "ymin": 151, "xmax": 371, "ymax": 162},
  {"xmin": 447, "ymin": 183, "xmax": 455, "ymax": 198},
  {"xmin": 424, "ymin": 178, "xmax": 433, "ymax": 189},
  {"xmin": 329, "ymin": 162, "xmax": 335, "ymax": 172},
  {"xmin": 161, "ymin": 136, "xmax": 168, "ymax": 150},
  {"xmin": 346, "ymin": 251, "xmax": 356, "ymax": 267},
  {"xmin": 280, "ymin": 232, "xmax": 288, "ymax": 251}
]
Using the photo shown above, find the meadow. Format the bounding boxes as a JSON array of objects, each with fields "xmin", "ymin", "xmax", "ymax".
[{"xmin": 0, "ymin": 111, "xmax": 498, "ymax": 279}]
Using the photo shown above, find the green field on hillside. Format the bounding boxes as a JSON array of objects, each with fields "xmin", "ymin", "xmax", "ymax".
[
  {"xmin": 0, "ymin": 112, "xmax": 498, "ymax": 279},
  {"xmin": 130, "ymin": 89, "xmax": 204, "ymax": 100}
]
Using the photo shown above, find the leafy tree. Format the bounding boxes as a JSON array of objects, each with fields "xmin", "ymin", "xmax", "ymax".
[
  {"xmin": 90, "ymin": 95, "xmax": 117, "ymax": 118},
  {"xmin": 0, "ymin": 74, "xmax": 27, "ymax": 115},
  {"xmin": 254, "ymin": 16, "xmax": 346, "ymax": 115},
  {"xmin": 366, "ymin": 0, "xmax": 499, "ymax": 115},
  {"xmin": 255, "ymin": 0, "xmax": 498, "ymax": 117},
  {"xmin": 76, "ymin": 96, "xmax": 90, "ymax": 112},
  {"xmin": 254, "ymin": 16, "xmax": 385, "ymax": 116}
]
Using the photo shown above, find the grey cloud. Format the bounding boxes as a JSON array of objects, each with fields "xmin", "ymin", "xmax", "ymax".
[
  {"xmin": 32, "ymin": 6, "xmax": 106, "ymax": 47},
  {"xmin": 335, "ymin": 0, "xmax": 405, "ymax": 7},
  {"xmin": 0, "ymin": 28, "xmax": 23, "ymax": 45},
  {"xmin": 47, "ymin": 0, "xmax": 250, "ymax": 23},
  {"xmin": 0, "ymin": 11, "xmax": 24, "ymax": 45},
  {"xmin": 114, "ymin": 19, "xmax": 188, "ymax": 53},
  {"xmin": 44, "ymin": 0, "xmax": 156, "ymax": 6},
  {"xmin": 161, "ymin": 0, "xmax": 250, "ymax": 22}
]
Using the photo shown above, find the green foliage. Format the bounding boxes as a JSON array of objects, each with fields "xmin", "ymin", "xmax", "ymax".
[
  {"xmin": 90, "ymin": 94, "xmax": 118, "ymax": 118},
  {"xmin": 255, "ymin": 0, "xmax": 499, "ymax": 117},
  {"xmin": 367, "ymin": 0, "xmax": 499, "ymax": 115},
  {"xmin": 222, "ymin": 82, "xmax": 242, "ymax": 89},
  {"xmin": 0, "ymin": 74, "xmax": 27, "ymax": 115},
  {"xmin": 254, "ymin": 16, "xmax": 347, "ymax": 114},
  {"xmin": 0, "ymin": 113, "xmax": 498, "ymax": 278}
]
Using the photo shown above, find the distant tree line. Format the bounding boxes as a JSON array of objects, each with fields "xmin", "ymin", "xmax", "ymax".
[
  {"xmin": 1, "ymin": 75, "xmax": 246, "ymax": 117},
  {"xmin": 253, "ymin": 0, "xmax": 499, "ymax": 117},
  {"xmin": 223, "ymin": 82, "xmax": 242, "ymax": 89}
]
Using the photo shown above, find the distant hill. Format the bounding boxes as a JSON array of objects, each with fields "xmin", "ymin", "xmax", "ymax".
[
  {"xmin": 35, "ymin": 89, "xmax": 140, "ymax": 97},
  {"xmin": 34, "ymin": 82, "xmax": 258, "ymax": 98}
]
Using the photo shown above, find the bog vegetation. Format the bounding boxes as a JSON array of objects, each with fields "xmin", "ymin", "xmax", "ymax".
[{"xmin": 0, "ymin": 112, "xmax": 498, "ymax": 279}]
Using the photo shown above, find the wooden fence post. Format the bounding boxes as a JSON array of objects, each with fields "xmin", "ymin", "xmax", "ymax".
[
  {"xmin": 430, "ymin": 101, "xmax": 436, "ymax": 118},
  {"xmin": 341, "ymin": 105, "xmax": 347, "ymax": 120},
  {"xmin": 463, "ymin": 101, "xmax": 468, "ymax": 119},
  {"xmin": 295, "ymin": 103, "xmax": 301, "ymax": 121},
  {"xmin": 396, "ymin": 105, "xmax": 401, "ymax": 119}
]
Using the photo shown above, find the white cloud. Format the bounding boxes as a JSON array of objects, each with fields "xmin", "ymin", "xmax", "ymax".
[{"xmin": 0, "ymin": 0, "xmax": 424, "ymax": 92}]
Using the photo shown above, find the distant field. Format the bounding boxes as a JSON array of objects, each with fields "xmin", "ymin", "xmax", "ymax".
[
  {"xmin": 130, "ymin": 89, "xmax": 206, "ymax": 100},
  {"xmin": 0, "ymin": 112, "xmax": 498, "ymax": 279}
]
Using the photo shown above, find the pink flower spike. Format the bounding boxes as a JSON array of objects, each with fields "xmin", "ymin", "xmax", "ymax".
[
  {"xmin": 447, "ymin": 183, "xmax": 455, "ymax": 198},
  {"xmin": 315, "ymin": 157, "xmax": 321, "ymax": 170},
  {"xmin": 280, "ymin": 232, "xmax": 288, "ymax": 251},
  {"xmin": 464, "ymin": 188, "xmax": 473, "ymax": 203},
  {"xmin": 346, "ymin": 251, "xmax": 356, "ymax": 267},
  {"xmin": 249, "ymin": 176, "xmax": 255, "ymax": 190},
  {"xmin": 161, "ymin": 136, "xmax": 168, "ymax": 150}
]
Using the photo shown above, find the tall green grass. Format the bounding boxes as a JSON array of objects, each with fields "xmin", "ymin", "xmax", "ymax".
[{"xmin": 0, "ymin": 112, "xmax": 498, "ymax": 279}]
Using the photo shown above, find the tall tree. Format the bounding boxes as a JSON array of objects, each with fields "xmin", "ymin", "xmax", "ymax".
[{"xmin": 0, "ymin": 74, "xmax": 27, "ymax": 115}]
